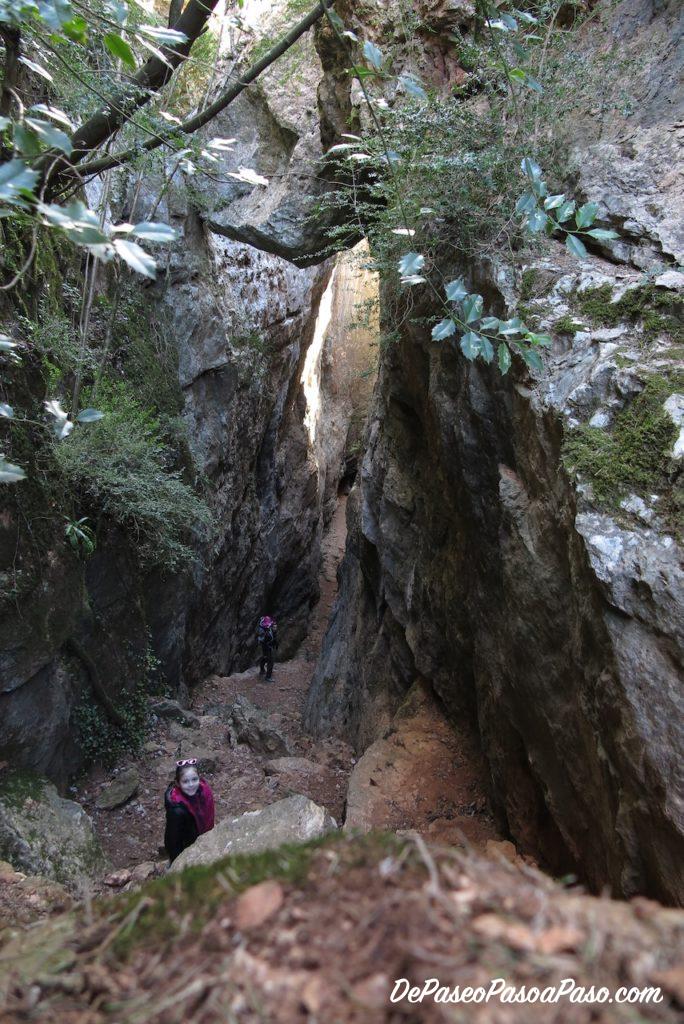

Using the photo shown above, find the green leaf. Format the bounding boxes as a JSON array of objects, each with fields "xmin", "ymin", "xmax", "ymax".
[
  {"xmin": 526, "ymin": 332, "xmax": 552, "ymax": 348},
  {"xmin": 112, "ymin": 238, "xmax": 157, "ymax": 278},
  {"xmin": 13, "ymin": 124, "xmax": 42, "ymax": 158},
  {"xmin": 498, "ymin": 319, "xmax": 523, "ymax": 336},
  {"xmin": 445, "ymin": 278, "xmax": 467, "ymax": 302},
  {"xmin": 480, "ymin": 335, "xmax": 494, "ymax": 363},
  {"xmin": 526, "ymin": 207, "xmax": 548, "ymax": 233},
  {"xmin": 399, "ymin": 74, "xmax": 427, "ymax": 100},
  {"xmin": 460, "ymin": 332, "xmax": 482, "ymax": 360},
  {"xmin": 515, "ymin": 191, "xmax": 536, "ymax": 216},
  {"xmin": 556, "ymin": 200, "xmax": 576, "ymax": 223},
  {"xmin": 0, "ymin": 159, "xmax": 38, "ymax": 204},
  {"xmin": 76, "ymin": 408, "xmax": 104, "ymax": 423},
  {"xmin": 0, "ymin": 457, "xmax": 26, "ymax": 483},
  {"xmin": 565, "ymin": 234, "xmax": 588, "ymax": 260},
  {"xmin": 432, "ymin": 318, "xmax": 456, "ymax": 341},
  {"xmin": 29, "ymin": 104, "xmax": 74, "ymax": 130},
  {"xmin": 38, "ymin": 201, "xmax": 110, "ymax": 246},
  {"xmin": 62, "ymin": 16, "xmax": 88, "ymax": 43},
  {"xmin": 398, "ymin": 252, "xmax": 425, "ymax": 276},
  {"xmin": 363, "ymin": 40, "xmax": 383, "ymax": 70},
  {"xmin": 326, "ymin": 9, "xmax": 345, "ymax": 33},
  {"xmin": 500, "ymin": 13, "xmax": 518, "ymax": 30},
  {"xmin": 521, "ymin": 347, "xmax": 544, "ymax": 373},
  {"xmin": 524, "ymin": 75, "xmax": 543, "ymax": 93},
  {"xmin": 480, "ymin": 316, "xmax": 500, "ymax": 331},
  {"xmin": 575, "ymin": 201, "xmax": 599, "ymax": 228},
  {"xmin": 128, "ymin": 222, "xmax": 178, "ymax": 242},
  {"xmin": 18, "ymin": 56, "xmax": 54, "ymax": 83},
  {"xmin": 544, "ymin": 194, "xmax": 565, "ymax": 210},
  {"xmin": 25, "ymin": 117, "xmax": 72, "ymax": 154},
  {"xmin": 104, "ymin": 1, "xmax": 128, "ymax": 26},
  {"xmin": 139, "ymin": 25, "xmax": 188, "ymax": 45},
  {"xmin": 104, "ymin": 33, "xmax": 136, "ymax": 69},
  {"xmin": 530, "ymin": 177, "xmax": 548, "ymax": 199},
  {"xmin": 521, "ymin": 156, "xmax": 542, "ymax": 181},
  {"xmin": 498, "ymin": 343, "xmax": 512, "ymax": 375},
  {"xmin": 514, "ymin": 10, "xmax": 538, "ymax": 24},
  {"xmin": 381, "ymin": 150, "xmax": 401, "ymax": 167},
  {"xmin": 508, "ymin": 67, "xmax": 526, "ymax": 82},
  {"xmin": 0, "ymin": 402, "xmax": 14, "ymax": 418},
  {"xmin": 585, "ymin": 228, "xmax": 619, "ymax": 241},
  {"xmin": 462, "ymin": 293, "xmax": 483, "ymax": 323}
]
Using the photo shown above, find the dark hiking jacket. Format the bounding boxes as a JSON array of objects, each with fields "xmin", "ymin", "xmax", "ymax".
[{"xmin": 164, "ymin": 780, "xmax": 215, "ymax": 863}]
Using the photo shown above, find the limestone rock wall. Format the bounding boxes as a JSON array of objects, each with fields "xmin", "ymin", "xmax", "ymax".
[
  {"xmin": 305, "ymin": 0, "xmax": 684, "ymax": 904},
  {"xmin": 0, "ymin": 4, "xmax": 342, "ymax": 784}
]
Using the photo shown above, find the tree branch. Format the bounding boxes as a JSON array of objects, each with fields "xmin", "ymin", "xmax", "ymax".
[
  {"xmin": 0, "ymin": 24, "xmax": 21, "ymax": 119},
  {"xmin": 169, "ymin": 0, "xmax": 185, "ymax": 28},
  {"xmin": 53, "ymin": 0, "xmax": 335, "ymax": 184},
  {"xmin": 38, "ymin": 0, "xmax": 220, "ymax": 191}
]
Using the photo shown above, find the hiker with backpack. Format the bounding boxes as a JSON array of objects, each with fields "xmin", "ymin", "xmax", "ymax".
[
  {"xmin": 164, "ymin": 758, "xmax": 215, "ymax": 864},
  {"xmin": 257, "ymin": 615, "xmax": 278, "ymax": 681}
]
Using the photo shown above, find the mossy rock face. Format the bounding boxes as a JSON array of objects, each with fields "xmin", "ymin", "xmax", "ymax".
[
  {"xmin": 573, "ymin": 284, "xmax": 684, "ymax": 342},
  {"xmin": 563, "ymin": 371, "xmax": 684, "ymax": 530},
  {"xmin": 0, "ymin": 771, "xmax": 107, "ymax": 890}
]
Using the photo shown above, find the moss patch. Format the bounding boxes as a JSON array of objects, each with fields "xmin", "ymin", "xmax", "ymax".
[
  {"xmin": 563, "ymin": 371, "xmax": 683, "ymax": 529},
  {"xmin": 109, "ymin": 831, "xmax": 405, "ymax": 960},
  {"xmin": 0, "ymin": 769, "xmax": 47, "ymax": 809},
  {"xmin": 519, "ymin": 269, "xmax": 538, "ymax": 303},
  {"xmin": 554, "ymin": 314, "xmax": 586, "ymax": 335},
  {"xmin": 574, "ymin": 284, "xmax": 684, "ymax": 342}
]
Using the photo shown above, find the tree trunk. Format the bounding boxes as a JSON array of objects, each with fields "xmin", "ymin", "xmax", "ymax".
[{"xmin": 67, "ymin": 0, "xmax": 220, "ymax": 165}]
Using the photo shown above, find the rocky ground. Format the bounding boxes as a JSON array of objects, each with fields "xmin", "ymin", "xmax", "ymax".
[
  {"xmin": 70, "ymin": 498, "xmax": 358, "ymax": 879},
  {"xmin": 3, "ymin": 500, "xmax": 681, "ymax": 1022},
  {"xmin": 2, "ymin": 833, "xmax": 683, "ymax": 1023},
  {"xmin": 5, "ymin": 497, "xmax": 497, "ymax": 900}
]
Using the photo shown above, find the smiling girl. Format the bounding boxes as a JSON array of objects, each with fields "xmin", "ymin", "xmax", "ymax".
[{"xmin": 164, "ymin": 759, "xmax": 215, "ymax": 864}]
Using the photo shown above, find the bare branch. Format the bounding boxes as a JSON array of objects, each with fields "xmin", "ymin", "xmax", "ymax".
[
  {"xmin": 53, "ymin": 0, "xmax": 335, "ymax": 184},
  {"xmin": 38, "ymin": 0, "xmax": 220, "ymax": 190}
]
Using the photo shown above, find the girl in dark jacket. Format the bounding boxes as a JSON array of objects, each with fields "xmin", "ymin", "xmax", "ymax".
[{"xmin": 164, "ymin": 759, "xmax": 215, "ymax": 863}]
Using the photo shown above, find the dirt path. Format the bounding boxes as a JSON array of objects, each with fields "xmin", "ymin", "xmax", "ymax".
[
  {"xmin": 75, "ymin": 491, "xmax": 501, "ymax": 880},
  {"xmin": 74, "ymin": 497, "xmax": 354, "ymax": 875}
]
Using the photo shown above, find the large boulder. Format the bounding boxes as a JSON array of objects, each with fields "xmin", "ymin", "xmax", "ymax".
[
  {"xmin": 0, "ymin": 772, "xmax": 107, "ymax": 890},
  {"xmin": 227, "ymin": 696, "xmax": 292, "ymax": 757},
  {"xmin": 149, "ymin": 698, "xmax": 199, "ymax": 729},
  {"xmin": 170, "ymin": 795, "xmax": 337, "ymax": 872},
  {"xmin": 95, "ymin": 767, "xmax": 140, "ymax": 810}
]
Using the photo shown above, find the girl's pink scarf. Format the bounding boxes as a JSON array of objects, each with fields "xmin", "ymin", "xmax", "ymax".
[{"xmin": 168, "ymin": 779, "xmax": 215, "ymax": 835}]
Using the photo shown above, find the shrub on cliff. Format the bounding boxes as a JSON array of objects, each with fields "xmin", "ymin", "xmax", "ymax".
[{"xmin": 55, "ymin": 381, "xmax": 212, "ymax": 571}]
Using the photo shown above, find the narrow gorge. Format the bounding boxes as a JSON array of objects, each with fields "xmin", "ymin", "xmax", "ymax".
[{"xmin": 0, "ymin": 0, "xmax": 683, "ymax": 1021}]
